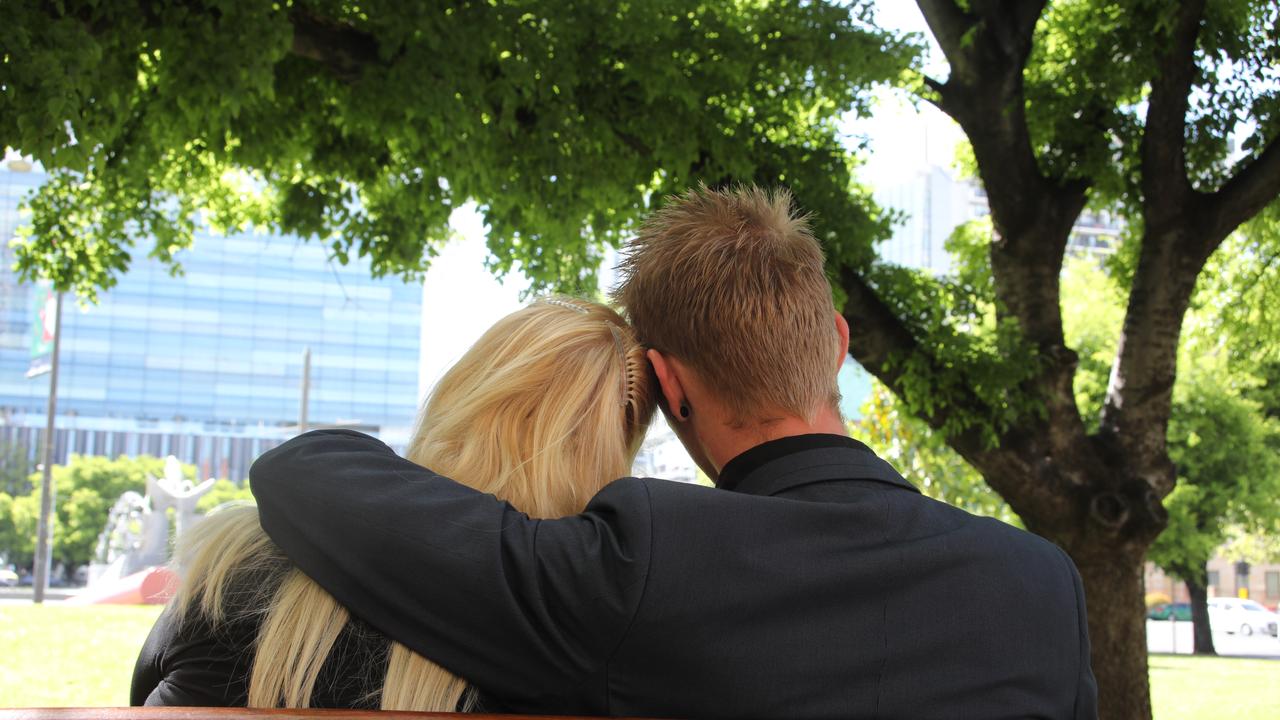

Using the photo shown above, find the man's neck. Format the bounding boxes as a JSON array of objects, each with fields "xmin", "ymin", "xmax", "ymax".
[{"xmin": 704, "ymin": 404, "xmax": 847, "ymax": 475}]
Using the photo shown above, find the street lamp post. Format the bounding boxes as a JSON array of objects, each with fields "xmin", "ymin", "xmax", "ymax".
[
  {"xmin": 32, "ymin": 291, "xmax": 64, "ymax": 604},
  {"xmin": 299, "ymin": 346, "xmax": 311, "ymax": 434}
]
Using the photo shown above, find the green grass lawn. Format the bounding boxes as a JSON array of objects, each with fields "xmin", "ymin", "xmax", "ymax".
[
  {"xmin": 0, "ymin": 604, "xmax": 163, "ymax": 707},
  {"xmin": 1, "ymin": 604, "xmax": 1277, "ymax": 716},
  {"xmin": 1149, "ymin": 654, "xmax": 1279, "ymax": 720}
]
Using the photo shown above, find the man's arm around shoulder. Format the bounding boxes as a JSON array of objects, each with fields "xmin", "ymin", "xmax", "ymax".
[{"xmin": 250, "ymin": 429, "xmax": 654, "ymax": 713}]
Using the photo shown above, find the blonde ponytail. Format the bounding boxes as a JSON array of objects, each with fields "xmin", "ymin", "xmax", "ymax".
[
  {"xmin": 379, "ymin": 641, "xmax": 474, "ymax": 712},
  {"xmin": 247, "ymin": 569, "xmax": 350, "ymax": 708},
  {"xmin": 171, "ymin": 297, "xmax": 656, "ymax": 711}
]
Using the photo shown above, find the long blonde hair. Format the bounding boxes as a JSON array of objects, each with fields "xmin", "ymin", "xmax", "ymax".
[{"xmin": 172, "ymin": 298, "xmax": 655, "ymax": 710}]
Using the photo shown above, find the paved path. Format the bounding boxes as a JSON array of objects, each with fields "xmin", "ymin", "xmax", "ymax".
[
  {"xmin": 1146, "ymin": 619, "xmax": 1280, "ymax": 658},
  {"xmin": 0, "ymin": 588, "xmax": 76, "ymax": 603}
]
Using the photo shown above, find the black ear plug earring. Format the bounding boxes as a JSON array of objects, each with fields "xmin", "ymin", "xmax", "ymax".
[{"xmin": 679, "ymin": 403, "xmax": 690, "ymax": 419}]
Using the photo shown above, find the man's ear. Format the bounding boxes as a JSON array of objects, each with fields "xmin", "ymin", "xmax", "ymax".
[
  {"xmin": 647, "ymin": 349, "xmax": 688, "ymax": 422},
  {"xmin": 834, "ymin": 312, "xmax": 851, "ymax": 372}
]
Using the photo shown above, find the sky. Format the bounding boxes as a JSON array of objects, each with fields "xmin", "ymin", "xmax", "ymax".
[
  {"xmin": 844, "ymin": 2, "xmax": 962, "ymax": 188},
  {"xmin": 417, "ymin": 205, "xmax": 528, "ymax": 401}
]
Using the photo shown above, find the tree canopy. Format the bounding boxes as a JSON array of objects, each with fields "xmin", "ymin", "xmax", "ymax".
[{"xmin": 2, "ymin": 0, "xmax": 913, "ymax": 299}]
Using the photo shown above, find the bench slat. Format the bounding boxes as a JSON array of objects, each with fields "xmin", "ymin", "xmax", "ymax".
[{"xmin": 0, "ymin": 710, "xmax": 627, "ymax": 720}]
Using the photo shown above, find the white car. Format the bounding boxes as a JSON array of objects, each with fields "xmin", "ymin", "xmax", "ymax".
[{"xmin": 1207, "ymin": 597, "xmax": 1279, "ymax": 637}]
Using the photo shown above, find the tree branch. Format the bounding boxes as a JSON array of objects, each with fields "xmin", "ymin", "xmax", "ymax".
[
  {"xmin": 1105, "ymin": 132, "xmax": 1280, "ymax": 493},
  {"xmin": 839, "ymin": 270, "xmax": 998, "ymax": 453},
  {"xmin": 838, "ymin": 268, "xmax": 1075, "ymax": 524},
  {"xmin": 909, "ymin": 0, "xmax": 1102, "ymax": 518},
  {"xmin": 917, "ymin": 0, "xmax": 1044, "ymax": 84},
  {"xmin": 915, "ymin": 0, "xmax": 1064, "ymax": 242},
  {"xmin": 917, "ymin": 75, "xmax": 950, "ymax": 118},
  {"xmin": 1100, "ymin": 0, "xmax": 1222, "ymax": 494},
  {"xmin": 915, "ymin": 0, "xmax": 976, "ymax": 65},
  {"xmin": 1205, "ymin": 134, "xmax": 1280, "ymax": 239},
  {"xmin": 920, "ymin": 74, "xmax": 946, "ymax": 96},
  {"xmin": 1140, "ymin": 0, "xmax": 1205, "ymax": 215},
  {"xmin": 611, "ymin": 127, "xmax": 652, "ymax": 158},
  {"xmin": 288, "ymin": 10, "xmax": 382, "ymax": 83},
  {"xmin": 968, "ymin": 0, "xmax": 1044, "ymax": 67},
  {"xmin": 917, "ymin": 1, "xmax": 1086, "ymax": 437}
]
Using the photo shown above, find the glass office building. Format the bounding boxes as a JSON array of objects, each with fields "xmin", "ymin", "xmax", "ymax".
[{"xmin": 1, "ymin": 162, "xmax": 422, "ymax": 481}]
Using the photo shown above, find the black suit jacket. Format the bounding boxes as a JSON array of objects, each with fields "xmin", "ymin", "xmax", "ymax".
[{"xmin": 251, "ymin": 429, "xmax": 1097, "ymax": 719}]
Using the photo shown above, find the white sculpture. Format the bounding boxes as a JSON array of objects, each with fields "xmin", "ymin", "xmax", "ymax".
[{"xmin": 89, "ymin": 456, "xmax": 216, "ymax": 584}]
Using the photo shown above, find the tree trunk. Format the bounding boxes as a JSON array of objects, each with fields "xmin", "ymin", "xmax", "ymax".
[
  {"xmin": 1073, "ymin": 545, "xmax": 1151, "ymax": 720},
  {"xmin": 1185, "ymin": 573, "xmax": 1217, "ymax": 655}
]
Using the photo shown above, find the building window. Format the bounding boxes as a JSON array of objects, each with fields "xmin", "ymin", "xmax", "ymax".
[
  {"xmin": 1208, "ymin": 571, "xmax": 1220, "ymax": 593},
  {"xmin": 1267, "ymin": 571, "xmax": 1279, "ymax": 599},
  {"xmin": 1235, "ymin": 561, "xmax": 1251, "ymax": 596}
]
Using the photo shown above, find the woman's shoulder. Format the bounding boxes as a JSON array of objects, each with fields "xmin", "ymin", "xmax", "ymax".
[{"xmin": 133, "ymin": 600, "xmax": 257, "ymax": 707}]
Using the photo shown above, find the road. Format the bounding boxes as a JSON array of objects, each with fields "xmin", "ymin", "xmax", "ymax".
[
  {"xmin": 1146, "ymin": 619, "xmax": 1280, "ymax": 658},
  {"xmin": 0, "ymin": 588, "xmax": 77, "ymax": 604}
]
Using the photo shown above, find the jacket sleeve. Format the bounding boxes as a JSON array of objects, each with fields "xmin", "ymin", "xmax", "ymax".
[
  {"xmin": 249, "ymin": 429, "xmax": 653, "ymax": 714},
  {"xmin": 131, "ymin": 607, "xmax": 167, "ymax": 705},
  {"xmin": 130, "ymin": 604, "xmax": 252, "ymax": 707}
]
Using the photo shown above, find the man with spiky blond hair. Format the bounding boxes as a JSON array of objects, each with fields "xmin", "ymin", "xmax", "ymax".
[
  {"xmin": 252, "ymin": 185, "xmax": 1098, "ymax": 719},
  {"xmin": 615, "ymin": 185, "xmax": 851, "ymax": 475}
]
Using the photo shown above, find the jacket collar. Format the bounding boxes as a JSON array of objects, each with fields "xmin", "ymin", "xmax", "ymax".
[{"xmin": 717, "ymin": 433, "xmax": 919, "ymax": 498}]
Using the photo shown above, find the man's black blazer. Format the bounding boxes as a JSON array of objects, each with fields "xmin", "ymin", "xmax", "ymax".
[{"xmin": 251, "ymin": 429, "xmax": 1097, "ymax": 719}]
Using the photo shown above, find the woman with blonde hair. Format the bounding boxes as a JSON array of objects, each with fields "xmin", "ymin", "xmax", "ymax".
[{"xmin": 131, "ymin": 297, "xmax": 655, "ymax": 710}]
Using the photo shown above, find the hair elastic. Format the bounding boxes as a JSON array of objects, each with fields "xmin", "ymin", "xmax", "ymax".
[
  {"xmin": 542, "ymin": 297, "xmax": 589, "ymax": 314},
  {"xmin": 544, "ymin": 297, "xmax": 632, "ymax": 413},
  {"xmin": 609, "ymin": 324, "xmax": 629, "ymax": 408}
]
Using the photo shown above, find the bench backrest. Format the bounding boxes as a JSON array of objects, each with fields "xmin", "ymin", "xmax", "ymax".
[{"xmin": 0, "ymin": 710, "xmax": 634, "ymax": 720}]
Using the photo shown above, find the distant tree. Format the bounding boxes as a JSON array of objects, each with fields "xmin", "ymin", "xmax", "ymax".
[
  {"xmin": 1198, "ymin": 205, "xmax": 1280, "ymax": 374},
  {"xmin": 0, "ymin": 455, "xmax": 196, "ymax": 572},
  {"xmin": 196, "ymin": 479, "xmax": 254, "ymax": 514},
  {"xmin": 0, "ymin": 492, "xmax": 40, "ymax": 568},
  {"xmin": 1149, "ymin": 204, "xmax": 1280, "ymax": 651},
  {"xmin": 1246, "ymin": 361, "xmax": 1280, "ymax": 440},
  {"xmin": 1221, "ymin": 529, "xmax": 1280, "ymax": 567},
  {"xmin": 0, "ymin": 493, "xmax": 12, "ymax": 564},
  {"xmin": 0, "ymin": 440, "xmax": 33, "ymax": 497},
  {"xmin": 1149, "ymin": 378, "xmax": 1280, "ymax": 653}
]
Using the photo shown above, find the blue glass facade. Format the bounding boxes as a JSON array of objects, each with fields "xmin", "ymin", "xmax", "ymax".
[{"xmin": 0, "ymin": 164, "xmax": 422, "ymax": 480}]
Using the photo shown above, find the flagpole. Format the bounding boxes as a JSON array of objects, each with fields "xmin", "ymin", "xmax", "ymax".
[{"xmin": 33, "ymin": 290, "xmax": 64, "ymax": 604}]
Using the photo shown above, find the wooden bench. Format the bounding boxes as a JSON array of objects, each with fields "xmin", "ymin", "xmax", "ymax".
[{"xmin": 0, "ymin": 711, "xmax": 634, "ymax": 720}]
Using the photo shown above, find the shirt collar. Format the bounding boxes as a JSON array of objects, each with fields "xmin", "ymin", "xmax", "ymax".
[{"xmin": 717, "ymin": 433, "xmax": 910, "ymax": 494}]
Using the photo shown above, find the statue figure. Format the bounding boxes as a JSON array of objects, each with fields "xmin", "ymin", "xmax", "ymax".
[
  {"xmin": 91, "ymin": 490, "xmax": 149, "ymax": 583},
  {"xmin": 89, "ymin": 456, "xmax": 216, "ymax": 585}
]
